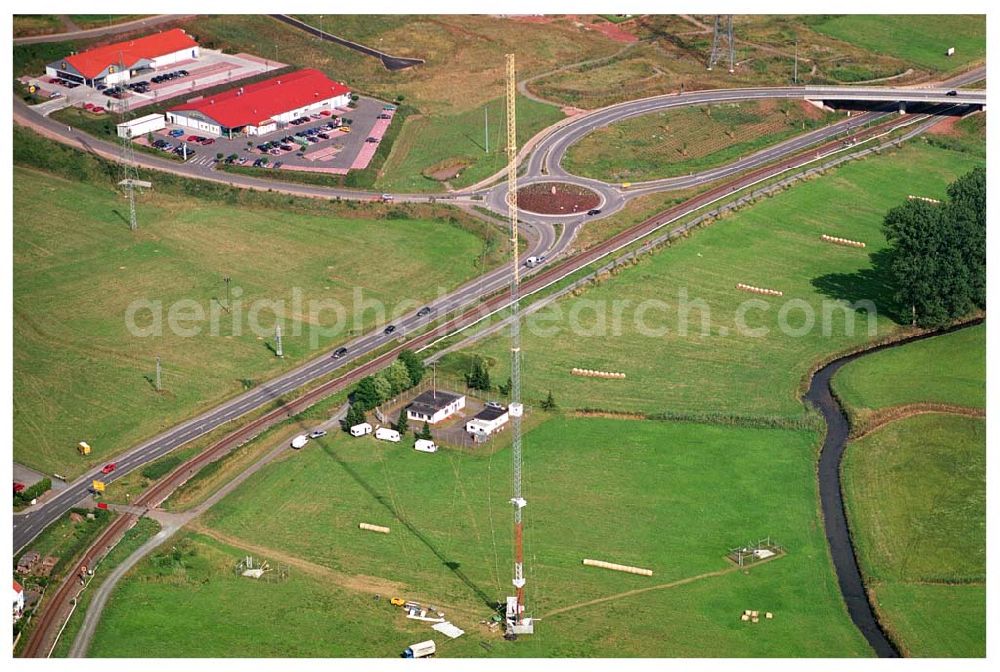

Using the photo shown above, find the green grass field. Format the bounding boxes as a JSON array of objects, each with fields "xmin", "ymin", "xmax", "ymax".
[
  {"xmin": 842, "ymin": 414, "xmax": 985, "ymax": 657},
  {"xmin": 376, "ymin": 95, "xmax": 565, "ymax": 193},
  {"xmin": 832, "ymin": 323, "xmax": 985, "ymax": 414},
  {"xmin": 13, "ymin": 165, "xmax": 492, "ymax": 477},
  {"xmin": 563, "ymin": 99, "xmax": 840, "ymax": 182},
  {"xmin": 439, "ymin": 143, "xmax": 984, "ymax": 419},
  {"xmin": 808, "ymin": 15, "xmax": 986, "ymax": 73},
  {"xmin": 12, "ymin": 15, "xmax": 64, "ymax": 37},
  {"xmin": 89, "ymin": 416, "xmax": 870, "ymax": 657}
]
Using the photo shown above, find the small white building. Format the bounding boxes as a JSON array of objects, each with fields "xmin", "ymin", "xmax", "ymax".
[
  {"xmin": 13, "ymin": 580, "xmax": 24, "ymax": 621},
  {"xmin": 465, "ymin": 405, "xmax": 510, "ymax": 438},
  {"xmin": 407, "ymin": 390, "xmax": 466, "ymax": 425},
  {"xmin": 117, "ymin": 113, "xmax": 166, "ymax": 139}
]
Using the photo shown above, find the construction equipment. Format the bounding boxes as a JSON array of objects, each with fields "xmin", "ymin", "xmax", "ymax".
[
  {"xmin": 503, "ymin": 52, "xmax": 533, "ymax": 637},
  {"xmin": 77, "ymin": 441, "xmax": 91, "ymax": 456},
  {"xmin": 390, "ymin": 597, "xmax": 406, "ymax": 607}
]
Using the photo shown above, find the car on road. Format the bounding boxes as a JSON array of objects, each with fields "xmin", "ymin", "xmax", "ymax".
[
  {"xmin": 101, "ymin": 463, "xmax": 117, "ymax": 475},
  {"xmin": 417, "ymin": 306, "xmax": 432, "ymax": 317},
  {"xmin": 380, "ymin": 194, "xmax": 393, "ymax": 202},
  {"xmin": 309, "ymin": 429, "xmax": 327, "ymax": 439},
  {"xmin": 365, "ymin": 136, "xmax": 379, "ymax": 143},
  {"xmin": 332, "ymin": 347, "xmax": 348, "ymax": 359},
  {"xmin": 383, "ymin": 325, "xmax": 397, "ymax": 335},
  {"xmin": 946, "ymin": 90, "xmax": 958, "ymax": 96},
  {"xmin": 587, "ymin": 208, "xmax": 602, "ymax": 216}
]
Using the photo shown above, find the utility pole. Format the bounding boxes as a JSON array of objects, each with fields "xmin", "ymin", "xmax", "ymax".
[
  {"xmin": 155, "ymin": 356, "xmax": 162, "ymax": 392},
  {"xmin": 275, "ymin": 323, "xmax": 283, "ymax": 358},
  {"xmin": 793, "ymin": 37, "xmax": 799, "ymax": 84},
  {"xmin": 224, "ymin": 276, "xmax": 231, "ymax": 312},
  {"xmin": 117, "ymin": 51, "xmax": 141, "ymax": 231},
  {"xmin": 504, "ymin": 52, "xmax": 533, "ymax": 638},
  {"xmin": 319, "ymin": 15, "xmax": 324, "ymax": 40},
  {"xmin": 485, "ymin": 106, "xmax": 489, "ymax": 154}
]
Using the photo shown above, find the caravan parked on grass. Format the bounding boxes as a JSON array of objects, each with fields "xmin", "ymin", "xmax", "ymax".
[
  {"xmin": 350, "ymin": 422, "xmax": 373, "ymax": 437},
  {"xmin": 414, "ymin": 439, "xmax": 438, "ymax": 453},
  {"xmin": 375, "ymin": 427, "xmax": 401, "ymax": 442}
]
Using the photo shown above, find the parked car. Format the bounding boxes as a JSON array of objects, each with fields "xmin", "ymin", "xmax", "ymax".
[
  {"xmin": 200, "ymin": 138, "xmax": 215, "ymax": 146},
  {"xmin": 169, "ymin": 129, "xmax": 184, "ymax": 138},
  {"xmin": 309, "ymin": 429, "xmax": 327, "ymax": 439}
]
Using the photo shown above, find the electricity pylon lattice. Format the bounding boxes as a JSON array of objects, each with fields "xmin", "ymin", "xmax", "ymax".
[
  {"xmin": 117, "ymin": 53, "xmax": 141, "ymax": 231},
  {"xmin": 707, "ymin": 15, "xmax": 736, "ymax": 73}
]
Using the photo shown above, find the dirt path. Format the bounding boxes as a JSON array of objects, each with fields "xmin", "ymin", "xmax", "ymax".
[{"xmin": 543, "ymin": 563, "xmax": 746, "ymax": 619}]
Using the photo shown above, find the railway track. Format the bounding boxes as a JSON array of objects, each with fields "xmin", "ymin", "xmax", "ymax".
[{"xmin": 18, "ymin": 108, "xmax": 940, "ymax": 658}]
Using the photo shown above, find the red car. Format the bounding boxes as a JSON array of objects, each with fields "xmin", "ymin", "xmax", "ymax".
[
  {"xmin": 187, "ymin": 135, "xmax": 199, "ymax": 142},
  {"xmin": 200, "ymin": 138, "xmax": 215, "ymax": 146},
  {"xmin": 101, "ymin": 463, "xmax": 117, "ymax": 475},
  {"xmin": 14, "ymin": 482, "xmax": 25, "ymax": 494}
]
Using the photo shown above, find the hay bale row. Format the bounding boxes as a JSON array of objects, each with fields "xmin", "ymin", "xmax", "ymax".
[
  {"xmin": 735, "ymin": 283, "xmax": 783, "ymax": 297},
  {"xmin": 359, "ymin": 523, "xmax": 390, "ymax": 534},
  {"xmin": 740, "ymin": 609, "xmax": 774, "ymax": 622},
  {"xmin": 821, "ymin": 234, "xmax": 866, "ymax": 248},
  {"xmin": 908, "ymin": 194, "xmax": 941, "ymax": 204},
  {"xmin": 582, "ymin": 558, "xmax": 652, "ymax": 576},
  {"xmin": 571, "ymin": 368, "xmax": 626, "ymax": 379}
]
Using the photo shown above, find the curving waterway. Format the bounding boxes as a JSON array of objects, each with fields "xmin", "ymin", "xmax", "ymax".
[{"xmin": 804, "ymin": 318, "xmax": 982, "ymax": 658}]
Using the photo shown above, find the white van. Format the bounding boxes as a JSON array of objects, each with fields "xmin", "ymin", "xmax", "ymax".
[
  {"xmin": 350, "ymin": 422, "xmax": 373, "ymax": 437},
  {"xmin": 291, "ymin": 435, "xmax": 309, "ymax": 449},
  {"xmin": 414, "ymin": 439, "xmax": 438, "ymax": 453},
  {"xmin": 524, "ymin": 256, "xmax": 539, "ymax": 268},
  {"xmin": 375, "ymin": 427, "xmax": 401, "ymax": 442}
]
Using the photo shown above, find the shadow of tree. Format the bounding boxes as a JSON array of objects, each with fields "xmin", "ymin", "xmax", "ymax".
[{"xmin": 811, "ymin": 248, "xmax": 904, "ymax": 325}]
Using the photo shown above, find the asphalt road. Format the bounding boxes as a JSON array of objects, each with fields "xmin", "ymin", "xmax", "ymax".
[{"xmin": 12, "ymin": 69, "xmax": 985, "ymax": 555}]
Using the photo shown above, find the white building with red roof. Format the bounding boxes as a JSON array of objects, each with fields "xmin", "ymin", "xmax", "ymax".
[
  {"xmin": 45, "ymin": 29, "xmax": 199, "ymax": 88},
  {"xmin": 13, "ymin": 580, "xmax": 24, "ymax": 621},
  {"xmin": 166, "ymin": 68, "xmax": 351, "ymax": 137}
]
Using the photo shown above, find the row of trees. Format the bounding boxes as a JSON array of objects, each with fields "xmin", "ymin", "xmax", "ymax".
[
  {"xmin": 341, "ymin": 350, "xmax": 425, "ymax": 431},
  {"xmin": 883, "ymin": 166, "xmax": 985, "ymax": 328}
]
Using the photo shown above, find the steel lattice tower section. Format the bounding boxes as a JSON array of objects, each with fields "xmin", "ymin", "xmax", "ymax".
[
  {"xmin": 117, "ymin": 53, "xmax": 140, "ymax": 231},
  {"xmin": 707, "ymin": 15, "xmax": 736, "ymax": 73},
  {"xmin": 503, "ymin": 52, "xmax": 533, "ymax": 637}
]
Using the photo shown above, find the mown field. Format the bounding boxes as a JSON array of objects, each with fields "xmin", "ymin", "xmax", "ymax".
[
  {"xmin": 806, "ymin": 15, "xmax": 986, "ymax": 73},
  {"xmin": 13, "ymin": 160, "xmax": 493, "ymax": 477},
  {"xmin": 842, "ymin": 414, "xmax": 985, "ymax": 657},
  {"xmin": 90, "ymin": 416, "xmax": 870, "ymax": 657},
  {"xmin": 439, "ymin": 142, "xmax": 984, "ymax": 419},
  {"xmin": 563, "ymin": 99, "xmax": 840, "ymax": 182},
  {"xmin": 832, "ymin": 323, "xmax": 985, "ymax": 414}
]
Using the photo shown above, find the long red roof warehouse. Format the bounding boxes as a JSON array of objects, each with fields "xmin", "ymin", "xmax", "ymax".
[
  {"xmin": 65, "ymin": 29, "xmax": 198, "ymax": 79},
  {"xmin": 169, "ymin": 69, "xmax": 351, "ymax": 128}
]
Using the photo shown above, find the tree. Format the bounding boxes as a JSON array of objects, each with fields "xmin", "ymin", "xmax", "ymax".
[
  {"xmin": 399, "ymin": 349, "xmax": 425, "ymax": 386},
  {"xmin": 540, "ymin": 390, "xmax": 557, "ymax": 411},
  {"xmin": 353, "ymin": 376, "xmax": 382, "ymax": 411},
  {"xmin": 372, "ymin": 374, "xmax": 392, "ymax": 404},
  {"xmin": 395, "ymin": 408, "xmax": 409, "ymax": 434},
  {"xmin": 497, "ymin": 377, "xmax": 512, "ymax": 397},
  {"xmin": 418, "ymin": 421, "xmax": 433, "ymax": 440},
  {"xmin": 385, "ymin": 360, "xmax": 413, "ymax": 395},
  {"xmin": 465, "ymin": 356, "xmax": 492, "ymax": 391},
  {"xmin": 882, "ymin": 167, "xmax": 985, "ymax": 327},
  {"xmin": 341, "ymin": 404, "xmax": 366, "ymax": 431}
]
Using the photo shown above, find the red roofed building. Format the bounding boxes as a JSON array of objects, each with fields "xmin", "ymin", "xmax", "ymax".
[
  {"xmin": 45, "ymin": 29, "xmax": 199, "ymax": 88},
  {"xmin": 13, "ymin": 580, "xmax": 24, "ymax": 621},
  {"xmin": 166, "ymin": 69, "xmax": 352, "ymax": 137}
]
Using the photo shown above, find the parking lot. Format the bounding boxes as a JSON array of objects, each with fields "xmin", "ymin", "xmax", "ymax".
[{"xmin": 141, "ymin": 95, "xmax": 394, "ymax": 175}]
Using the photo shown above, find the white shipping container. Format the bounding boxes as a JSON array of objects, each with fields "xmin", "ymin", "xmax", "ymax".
[
  {"xmin": 375, "ymin": 427, "xmax": 401, "ymax": 442},
  {"xmin": 116, "ymin": 113, "xmax": 166, "ymax": 139},
  {"xmin": 414, "ymin": 439, "xmax": 438, "ymax": 453},
  {"xmin": 350, "ymin": 422, "xmax": 373, "ymax": 437}
]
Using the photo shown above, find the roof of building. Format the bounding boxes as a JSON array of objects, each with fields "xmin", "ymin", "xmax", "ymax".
[
  {"xmin": 13, "ymin": 580, "xmax": 23, "ymax": 593},
  {"xmin": 470, "ymin": 406, "xmax": 508, "ymax": 422},
  {"xmin": 63, "ymin": 29, "xmax": 198, "ymax": 79},
  {"xmin": 408, "ymin": 389, "xmax": 464, "ymax": 416},
  {"xmin": 169, "ymin": 68, "xmax": 351, "ymax": 129}
]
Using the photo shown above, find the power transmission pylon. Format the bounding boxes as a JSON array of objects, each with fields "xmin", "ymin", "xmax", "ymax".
[
  {"xmin": 155, "ymin": 356, "xmax": 162, "ymax": 391},
  {"xmin": 116, "ymin": 52, "xmax": 141, "ymax": 231},
  {"xmin": 275, "ymin": 323, "xmax": 283, "ymax": 358},
  {"xmin": 503, "ymin": 52, "xmax": 533, "ymax": 638},
  {"xmin": 707, "ymin": 15, "xmax": 736, "ymax": 73}
]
